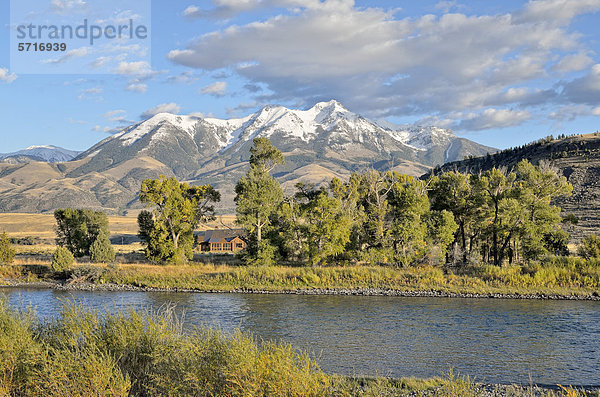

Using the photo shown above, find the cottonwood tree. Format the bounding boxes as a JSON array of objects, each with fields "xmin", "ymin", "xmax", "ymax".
[
  {"xmin": 235, "ymin": 138, "xmax": 284, "ymax": 265},
  {"xmin": 295, "ymin": 184, "xmax": 352, "ymax": 266},
  {"xmin": 139, "ymin": 176, "xmax": 220, "ymax": 264},
  {"xmin": 387, "ymin": 175, "xmax": 430, "ymax": 266},
  {"xmin": 54, "ymin": 209, "xmax": 109, "ymax": 257}
]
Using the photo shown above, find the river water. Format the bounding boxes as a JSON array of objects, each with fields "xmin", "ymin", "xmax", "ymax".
[{"xmin": 2, "ymin": 288, "xmax": 599, "ymax": 386}]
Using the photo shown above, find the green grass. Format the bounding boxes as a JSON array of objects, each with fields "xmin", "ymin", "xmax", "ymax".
[{"xmin": 0, "ymin": 300, "xmax": 594, "ymax": 396}]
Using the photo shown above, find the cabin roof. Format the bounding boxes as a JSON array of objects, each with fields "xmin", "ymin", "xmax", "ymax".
[{"xmin": 195, "ymin": 229, "xmax": 245, "ymax": 244}]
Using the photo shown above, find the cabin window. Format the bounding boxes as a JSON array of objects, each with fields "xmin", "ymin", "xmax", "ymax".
[
  {"xmin": 236, "ymin": 243, "xmax": 243, "ymax": 249},
  {"xmin": 224, "ymin": 243, "xmax": 232, "ymax": 251},
  {"xmin": 213, "ymin": 243, "xmax": 221, "ymax": 251}
]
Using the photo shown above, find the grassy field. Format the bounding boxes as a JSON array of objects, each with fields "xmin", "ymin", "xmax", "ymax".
[{"xmin": 0, "ymin": 213, "xmax": 237, "ymax": 239}]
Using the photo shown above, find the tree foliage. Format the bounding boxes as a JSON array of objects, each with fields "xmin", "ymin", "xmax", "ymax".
[
  {"xmin": 235, "ymin": 138, "xmax": 285, "ymax": 265},
  {"xmin": 578, "ymin": 235, "xmax": 600, "ymax": 259},
  {"xmin": 139, "ymin": 176, "xmax": 220, "ymax": 264},
  {"xmin": 54, "ymin": 209, "xmax": 109, "ymax": 257},
  {"xmin": 51, "ymin": 246, "xmax": 74, "ymax": 272},
  {"xmin": 90, "ymin": 229, "xmax": 116, "ymax": 263},
  {"xmin": 0, "ymin": 232, "xmax": 15, "ymax": 265}
]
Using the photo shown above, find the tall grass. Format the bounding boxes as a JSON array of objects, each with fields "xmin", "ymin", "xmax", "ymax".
[{"xmin": 0, "ymin": 300, "xmax": 596, "ymax": 396}]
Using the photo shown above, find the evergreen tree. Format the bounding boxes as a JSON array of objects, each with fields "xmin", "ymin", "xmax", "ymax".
[
  {"xmin": 0, "ymin": 232, "xmax": 15, "ymax": 264},
  {"xmin": 51, "ymin": 246, "xmax": 74, "ymax": 272},
  {"xmin": 235, "ymin": 138, "xmax": 284, "ymax": 265},
  {"xmin": 139, "ymin": 176, "xmax": 220, "ymax": 264},
  {"xmin": 90, "ymin": 229, "xmax": 116, "ymax": 263}
]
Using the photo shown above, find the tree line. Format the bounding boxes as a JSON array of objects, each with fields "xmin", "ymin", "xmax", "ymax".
[{"xmin": 135, "ymin": 138, "xmax": 581, "ymax": 267}]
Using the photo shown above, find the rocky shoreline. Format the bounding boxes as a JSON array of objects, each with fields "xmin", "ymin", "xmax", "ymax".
[{"xmin": 2, "ymin": 280, "xmax": 600, "ymax": 301}]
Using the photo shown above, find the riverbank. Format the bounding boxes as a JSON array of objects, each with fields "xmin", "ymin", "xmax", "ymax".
[
  {"xmin": 3, "ymin": 258, "xmax": 600, "ymax": 300},
  {"xmin": 2, "ymin": 279, "xmax": 600, "ymax": 301}
]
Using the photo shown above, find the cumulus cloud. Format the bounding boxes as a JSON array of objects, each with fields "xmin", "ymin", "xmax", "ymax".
[
  {"xmin": 140, "ymin": 103, "xmax": 182, "ymax": 119},
  {"xmin": 514, "ymin": 0, "xmax": 600, "ymax": 25},
  {"xmin": 170, "ymin": 0, "xmax": 600, "ymax": 131},
  {"xmin": 458, "ymin": 109, "xmax": 532, "ymax": 131},
  {"xmin": 552, "ymin": 51, "xmax": 595, "ymax": 73},
  {"xmin": 0, "ymin": 68, "xmax": 17, "ymax": 83},
  {"xmin": 200, "ymin": 81, "xmax": 227, "ymax": 96},
  {"xmin": 115, "ymin": 61, "xmax": 155, "ymax": 77},
  {"xmin": 125, "ymin": 83, "xmax": 148, "ymax": 93}
]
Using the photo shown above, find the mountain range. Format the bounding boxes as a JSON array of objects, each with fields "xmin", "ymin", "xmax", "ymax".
[
  {"xmin": 0, "ymin": 100, "xmax": 495, "ymax": 214},
  {"xmin": 0, "ymin": 145, "xmax": 80, "ymax": 163}
]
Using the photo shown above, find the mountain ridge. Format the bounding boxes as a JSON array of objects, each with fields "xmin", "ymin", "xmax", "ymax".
[{"xmin": 0, "ymin": 101, "xmax": 496, "ymax": 214}]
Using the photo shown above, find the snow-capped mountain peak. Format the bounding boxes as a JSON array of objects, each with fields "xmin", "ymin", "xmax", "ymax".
[{"xmin": 0, "ymin": 145, "xmax": 81, "ymax": 163}]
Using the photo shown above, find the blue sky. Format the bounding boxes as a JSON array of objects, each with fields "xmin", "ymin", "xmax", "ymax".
[{"xmin": 1, "ymin": 0, "xmax": 600, "ymax": 152}]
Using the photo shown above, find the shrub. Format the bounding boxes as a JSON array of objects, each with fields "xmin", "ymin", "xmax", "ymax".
[
  {"xmin": 90, "ymin": 230, "xmax": 115, "ymax": 263},
  {"xmin": 51, "ymin": 246, "xmax": 74, "ymax": 272},
  {"xmin": 0, "ymin": 232, "xmax": 15, "ymax": 264},
  {"xmin": 577, "ymin": 235, "xmax": 600, "ymax": 259}
]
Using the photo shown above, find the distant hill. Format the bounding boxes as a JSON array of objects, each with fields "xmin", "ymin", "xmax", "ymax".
[
  {"xmin": 425, "ymin": 132, "xmax": 600, "ymax": 242},
  {"xmin": 0, "ymin": 145, "xmax": 80, "ymax": 163},
  {"xmin": 0, "ymin": 101, "xmax": 495, "ymax": 214}
]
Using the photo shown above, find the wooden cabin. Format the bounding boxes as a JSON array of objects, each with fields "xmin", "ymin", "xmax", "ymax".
[{"xmin": 195, "ymin": 229, "xmax": 247, "ymax": 252}]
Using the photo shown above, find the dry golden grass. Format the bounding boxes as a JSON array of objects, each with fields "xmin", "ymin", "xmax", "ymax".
[{"xmin": 0, "ymin": 213, "xmax": 237, "ymax": 239}]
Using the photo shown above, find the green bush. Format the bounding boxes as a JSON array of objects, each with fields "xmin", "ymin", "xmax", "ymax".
[
  {"xmin": 51, "ymin": 246, "xmax": 75, "ymax": 272},
  {"xmin": 0, "ymin": 232, "xmax": 15, "ymax": 265},
  {"xmin": 577, "ymin": 235, "xmax": 600, "ymax": 259},
  {"xmin": 90, "ymin": 230, "xmax": 115, "ymax": 263}
]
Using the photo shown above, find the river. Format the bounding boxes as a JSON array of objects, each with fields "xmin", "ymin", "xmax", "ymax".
[{"xmin": 2, "ymin": 288, "xmax": 599, "ymax": 386}]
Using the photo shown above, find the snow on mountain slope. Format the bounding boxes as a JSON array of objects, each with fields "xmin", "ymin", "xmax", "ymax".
[
  {"xmin": 116, "ymin": 113, "xmax": 202, "ymax": 146},
  {"xmin": 101, "ymin": 100, "xmax": 460, "ymax": 156},
  {"xmin": 0, "ymin": 145, "xmax": 81, "ymax": 162}
]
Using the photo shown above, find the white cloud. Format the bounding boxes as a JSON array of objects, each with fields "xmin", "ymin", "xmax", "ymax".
[
  {"xmin": 458, "ymin": 108, "xmax": 532, "ymax": 130},
  {"xmin": 167, "ymin": 71, "xmax": 198, "ymax": 85},
  {"xmin": 170, "ymin": 0, "xmax": 600, "ymax": 131},
  {"xmin": 50, "ymin": 0, "xmax": 87, "ymax": 15},
  {"xmin": 0, "ymin": 68, "xmax": 17, "ymax": 83},
  {"xmin": 552, "ymin": 51, "xmax": 595, "ymax": 73},
  {"xmin": 90, "ymin": 56, "xmax": 111, "ymax": 69},
  {"xmin": 78, "ymin": 87, "xmax": 103, "ymax": 100},
  {"xmin": 200, "ymin": 81, "xmax": 227, "ymax": 96},
  {"xmin": 104, "ymin": 110, "xmax": 127, "ymax": 122},
  {"xmin": 140, "ymin": 103, "xmax": 182, "ymax": 119},
  {"xmin": 115, "ymin": 61, "xmax": 154, "ymax": 77},
  {"xmin": 42, "ymin": 47, "xmax": 89, "ymax": 64},
  {"xmin": 125, "ymin": 83, "xmax": 148, "ymax": 93},
  {"xmin": 515, "ymin": 0, "xmax": 600, "ymax": 25}
]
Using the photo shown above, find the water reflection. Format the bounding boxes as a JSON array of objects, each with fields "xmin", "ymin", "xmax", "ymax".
[{"xmin": 2, "ymin": 288, "xmax": 599, "ymax": 386}]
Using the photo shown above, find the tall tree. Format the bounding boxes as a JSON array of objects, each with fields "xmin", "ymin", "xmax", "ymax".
[
  {"xmin": 295, "ymin": 184, "xmax": 352, "ymax": 266},
  {"xmin": 54, "ymin": 209, "xmax": 109, "ymax": 257},
  {"xmin": 387, "ymin": 175, "xmax": 430, "ymax": 266},
  {"xmin": 235, "ymin": 138, "xmax": 285, "ymax": 265},
  {"xmin": 139, "ymin": 176, "xmax": 220, "ymax": 263}
]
